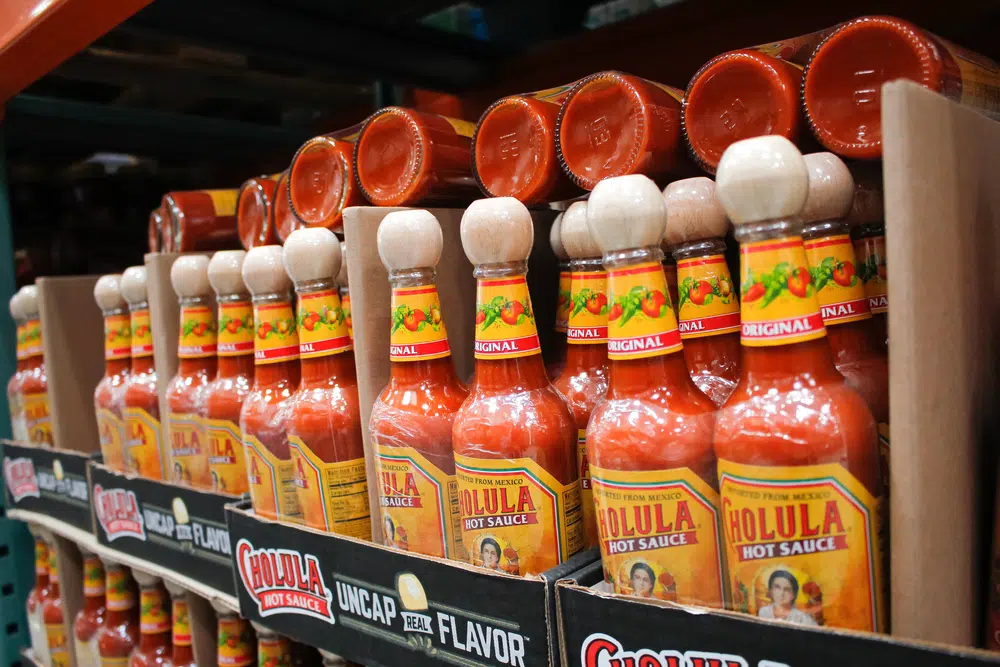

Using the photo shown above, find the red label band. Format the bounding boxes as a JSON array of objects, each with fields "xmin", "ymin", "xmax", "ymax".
[
  {"xmin": 299, "ymin": 336, "xmax": 352, "ymax": 356},
  {"xmin": 678, "ymin": 312, "xmax": 741, "ymax": 337},
  {"xmin": 820, "ymin": 297, "xmax": 870, "ymax": 324},
  {"xmin": 219, "ymin": 341, "xmax": 254, "ymax": 355},
  {"xmin": 607, "ymin": 330, "xmax": 681, "ymax": 356},
  {"xmin": 106, "ymin": 346, "xmax": 131, "ymax": 360},
  {"xmin": 602, "ymin": 530, "xmax": 699, "ymax": 555},
  {"xmin": 741, "ymin": 313, "xmax": 825, "ymax": 342},
  {"xmin": 567, "ymin": 326, "xmax": 609, "ymax": 342},
  {"xmin": 179, "ymin": 343, "xmax": 218, "ymax": 356},
  {"xmin": 255, "ymin": 345, "xmax": 299, "ymax": 363},
  {"xmin": 132, "ymin": 343, "xmax": 154, "ymax": 356},
  {"xmin": 869, "ymin": 295, "xmax": 888, "ymax": 313},
  {"xmin": 390, "ymin": 338, "xmax": 451, "ymax": 360},
  {"xmin": 473, "ymin": 334, "xmax": 541, "ymax": 357},
  {"xmin": 676, "ymin": 256, "xmax": 727, "ymax": 269},
  {"xmin": 734, "ymin": 534, "xmax": 849, "ymax": 562}
]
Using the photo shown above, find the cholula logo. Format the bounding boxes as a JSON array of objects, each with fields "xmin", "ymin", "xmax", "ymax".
[
  {"xmin": 93, "ymin": 485, "xmax": 146, "ymax": 541},
  {"xmin": 236, "ymin": 539, "xmax": 334, "ymax": 623},
  {"xmin": 581, "ymin": 633, "xmax": 777, "ymax": 667},
  {"xmin": 3, "ymin": 456, "xmax": 39, "ymax": 502}
]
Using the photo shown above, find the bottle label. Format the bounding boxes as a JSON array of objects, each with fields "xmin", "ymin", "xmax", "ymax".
[
  {"xmin": 83, "ymin": 556, "xmax": 105, "ymax": 597},
  {"xmin": 218, "ymin": 616, "xmax": 254, "ymax": 667},
  {"xmin": 751, "ymin": 28, "xmax": 832, "ymax": 65},
  {"xmin": 740, "ymin": 237, "xmax": 826, "ymax": 347},
  {"xmin": 718, "ymin": 459, "xmax": 884, "ymax": 632},
  {"xmin": 454, "ymin": 453, "xmax": 584, "ymax": 575},
  {"xmin": 35, "ymin": 539, "xmax": 47, "ymax": 577},
  {"xmin": 96, "ymin": 408, "xmax": 126, "ymax": 472},
  {"xmin": 289, "ymin": 437, "xmax": 371, "ymax": 537},
  {"xmin": 244, "ymin": 434, "xmax": 301, "ymax": 522},
  {"xmin": 297, "ymin": 290, "xmax": 352, "ymax": 359},
  {"xmin": 24, "ymin": 392, "xmax": 53, "ymax": 446},
  {"xmin": 178, "ymin": 305, "xmax": 218, "ymax": 358},
  {"xmin": 390, "ymin": 286, "xmax": 451, "ymax": 361},
  {"xmin": 591, "ymin": 464, "xmax": 725, "ymax": 606},
  {"xmin": 130, "ymin": 308, "xmax": 154, "ymax": 357},
  {"xmin": 167, "ymin": 413, "xmax": 210, "ymax": 488},
  {"xmin": 99, "ymin": 658, "xmax": 130, "ymax": 667},
  {"xmin": 473, "ymin": 277, "xmax": 541, "ymax": 359},
  {"xmin": 124, "ymin": 406, "xmax": 163, "ymax": 479},
  {"xmin": 218, "ymin": 302, "xmax": 255, "ymax": 356},
  {"xmin": 172, "ymin": 598, "xmax": 192, "ymax": 646},
  {"xmin": 104, "ymin": 314, "xmax": 131, "ymax": 360},
  {"xmin": 567, "ymin": 270, "xmax": 609, "ymax": 344},
  {"xmin": 662, "ymin": 261, "xmax": 679, "ymax": 314},
  {"xmin": 803, "ymin": 235, "xmax": 871, "ymax": 325},
  {"xmin": 48, "ymin": 546, "xmax": 58, "ymax": 579},
  {"xmin": 443, "ymin": 116, "xmax": 477, "ymax": 138},
  {"xmin": 937, "ymin": 36, "xmax": 1000, "ymax": 111},
  {"xmin": 45, "ymin": 623, "xmax": 69, "ymax": 667},
  {"xmin": 374, "ymin": 442, "xmax": 464, "ymax": 559},
  {"xmin": 106, "ymin": 568, "xmax": 134, "ymax": 611},
  {"xmin": 341, "ymin": 290, "xmax": 353, "ymax": 341},
  {"xmin": 140, "ymin": 587, "xmax": 170, "ymax": 634},
  {"xmin": 206, "ymin": 418, "xmax": 248, "ymax": 495},
  {"xmin": 205, "ymin": 189, "xmax": 239, "ymax": 217},
  {"xmin": 74, "ymin": 635, "xmax": 99, "ymax": 667},
  {"xmin": 258, "ymin": 635, "xmax": 292, "ymax": 667},
  {"xmin": 18, "ymin": 318, "xmax": 43, "ymax": 359},
  {"xmin": 253, "ymin": 303, "xmax": 299, "ymax": 364},
  {"xmin": 555, "ymin": 271, "xmax": 571, "ymax": 332},
  {"xmin": 606, "ymin": 261, "xmax": 682, "ymax": 360},
  {"xmin": 853, "ymin": 235, "xmax": 888, "ymax": 314},
  {"xmin": 578, "ymin": 429, "xmax": 598, "ymax": 548},
  {"xmin": 676, "ymin": 254, "xmax": 740, "ymax": 338}
]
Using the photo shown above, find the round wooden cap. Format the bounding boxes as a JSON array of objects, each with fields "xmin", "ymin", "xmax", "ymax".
[
  {"xmin": 845, "ymin": 173, "xmax": 884, "ymax": 226},
  {"xmin": 94, "ymin": 274, "xmax": 126, "ymax": 311},
  {"xmin": 208, "ymin": 250, "xmax": 248, "ymax": 297},
  {"xmin": 549, "ymin": 213, "xmax": 568, "ymax": 260},
  {"xmin": 378, "ymin": 210, "xmax": 442, "ymax": 271},
  {"xmin": 18, "ymin": 285, "xmax": 39, "ymax": 318},
  {"xmin": 461, "ymin": 197, "xmax": 533, "ymax": 265},
  {"xmin": 560, "ymin": 201, "xmax": 600, "ymax": 259},
  {"xmin": 800, "ymin": 152, "xmax": 854, "ymax": 224},
  {"xmin": 242, "ymin": 246, "xmax": 292, "ymax": 296},
  {"xmin": 586, "ymin": 174, "xmax": 666, "ymax": 253},
  {"xmin": 120, "ymin": 266, "xmax": 149, "ymax": 305},
  {"xmin": 283, "ymin": 227, "xmax": 342, "ymax": 285},
  {"xmin": 8, "ymin": 290, "xmax": 22, "ymax": 321},
  {"xmin": 663, "ymin": 177, "xmax": 729, "ymax": 245},
  {"xmin": 336, "ymin": 241, "xmax": 349, "ymax": 288},
  {"xmin": 170, "ymin": 255, "xmax": 212, "ymax": 299},
  {"xmin": 130, "ymin": 569, "xmax": 160, "ymax": 587},
  {"xmin": 163, "ymin": 579, "xmax": 186, "ymax": 597},
  {"xmin": 715, "ymin": 135, "xmax": 808, "ymax": 225}
]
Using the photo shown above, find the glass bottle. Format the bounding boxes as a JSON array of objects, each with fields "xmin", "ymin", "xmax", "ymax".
[
  {"xmin": 131, "ymin": 574, "xmax": 171, "ymax": 667},
  {"xmin": 121, "ymin": 266, "xmax": 163, "ymax": 479},
  {"xmin": 162, "ymin": 190, "xmax": 240, "ymax": 252},
  {"xmin": 74, "ymin": 552, "xmax": 107, "ymax": 667},
  {"xmin": 237, "ymin": 175, "xmax": 279, "ymax": 250},
  {"xmin": 289, "ymin": 126, "xmax": 366, "ymax": 234},
  {"xmin": 94, "ymin": 275, "xmax": 132, "ymax": 471},
  {"xmin": 96, "ymin": 563, "xmax": 138, "ymax": 667},
  {"xmin": 17, "ymin": 285, "xmax": 53, "ymax": 446}
]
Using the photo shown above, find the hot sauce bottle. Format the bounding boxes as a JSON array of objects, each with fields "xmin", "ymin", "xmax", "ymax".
[
  {"xmin": 546, "ymin": 212, "xmax": 570, "ymax": 380},
  {"xmin": 217, "ymin": 613, "xmax": 255, "ymax": 667},
  {"xmin": 166, "ymin": 256, "xmax": 218, "ymax": 488},
  {"xmin": 848, "ymin": 176, "xmax": 888, "ymax": 351},
  {"xmin": 94, "ymin": 275, "xmax": 132, "ymax": 471},
  {"xmin": 370, "ymin": 209, "xmax": 470, "ymax": 558},
  {"xmin": 205, "ymin": 251, "xmax": 254, "ymax": 495},
  {"xmin": 337, "ymin": 242, "xmax": 353, "ymax": 342},
  {"xmin": 584, "ymin": 175, "xmax": 724, "ymax": 606},
  {"xmin": 453, "ymin": 197, "xmax": 584, "ymax": 576},
  {"xmin": 241, "ymin": 246, "xmax": 302, "ymax": 522},
  {"xmin": 714, "ymin": 135, "xmax": 884, "ymax": 631},
  {"xmin": 289, "ymin": 127, "xmax": 366, "ymax": 234},
  {"xmin": 26, "ymin": 534, "xmax": 50, "ymax": 666},
  {"xmin": 43, "ymin": 541, "xmax": 69, "ymax": 667},
  {"xmin": 163, "ymin": 190, "xmax": 240, "ymax": 252},
  {"xmin": 131, "ymin": 574, "xmax": 171, "ymax": 667},
  {"xmin": 282, "ymin": 229, "xmax": 370, "ymax": 536},
  {"xmin": 354, "ymin": 107, "xmax": 480, "ymax": 207},
  {"xmin": 17, "ymin": 286, "xmax": 53, "ymax": 445},
  {"xmin": 166, "ymin": 583, "xmax": 194, "ymax": 667},
  {"xmin": 803, "ymin": 16, "xmax": 1000, "ymax": 159},
  {"xmin": 149, "ymin": 208, "xmax": 165, "ymax": 253},
  {"xmin": 237, "ymin": 175, "xmax": 279, "ymax": 250},
  {"xmin": 273, "ymin": 173, "xmax": 304, "ymax": 244},
  {"xmin": 660, "ymin": 246, "xmax": 679, "ymax": 317},
  {"xmin": 552, "ymin": 201, "xmax": 608, "ymax": 549},
  {"xmin": 8, "ymin": 290, "xmax": 28, "ymax": 442},
  {"xmin": 121, "ymin": 266, "xmax": 164, "ymax": 480},
  {"xmin": 74, "ymin": 552, "xmax": 106, "ymax": 667},
  {"xmin": 663, "ymin": 177, "xmax": 742, "ymax": 406},
  {"xmin": 251, "ymin": 623, "xmax": 293, "ymax": 667},
  {"xmin": 97, "ymin": 562, "xmax": 138, "ymax": 667}
]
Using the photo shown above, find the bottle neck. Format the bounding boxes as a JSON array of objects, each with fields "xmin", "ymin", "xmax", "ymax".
[
  {"xmin": 218, "ymin": 354, "xmax": 254, "ymax": 379},
  {"xmin": 254, "ymin": 360, "xmax": 300, "ymax": 388},
  {"xmin": 105, "ymin": 608, "xmax": 134, "ymax": 626},
  {"xmin": 105, "ymin": 358, "xmax": 130, "ymax": 376},
  {"xmin": 564, "ymin": 257, "xmax": 608, "ymax": 370},
  {"xmin": 672, "ymin": 237, "xmax": 727, "ymax": 261},
  {"xmin": 562, "ymin": 340, "xmax": 607, "ymax": 374},
  {"xmin": 83, "ymin": 593, "xmax": 106, "ymax": 613},
  {"xmin": 23, "ymin": 355, "xmax": 44, "ymax": 371},
  {"xmin": 131, "ymin": 356, "xmax": 155, "ymax": 375},
  {"xmin": 301, "ymin": 354, "xmax": 356, "ymax": 384}
]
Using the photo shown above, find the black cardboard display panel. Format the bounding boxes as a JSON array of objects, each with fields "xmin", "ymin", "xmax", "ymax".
[{"xmin": 3, "ymin": 441, "xmax": 94, "ymax": 531}]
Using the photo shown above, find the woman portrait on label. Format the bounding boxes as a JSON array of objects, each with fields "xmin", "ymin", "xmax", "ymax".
[
  {"xmin": 629, "ymin": 562, "xmax": 656, "ymax": 599},
  {"xmin": 382, "ymin": 515, "xmax": 409, "ymax": 551},
  {"xmin": 757, "ymin": 569, "xmax": 818, "ymax": 626},
  {"xmin": 478, "ymin": 537, "xmax": 519, "ymax": 575}
]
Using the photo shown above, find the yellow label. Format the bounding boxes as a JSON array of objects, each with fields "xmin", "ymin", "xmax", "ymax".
[
  {"xmin": 390, "ymin": 286, "xmax": 451, "ymax": 362},
  {"xmin": 555, "ymin": 271, "xmax": 571, "ymax": 332},
  {"xmin": 218, "ymin": 302, "xmax": 255, "ymax": 356},
  {"xmin": 474, "ymin": 277, "xmax": 540, "ymax": 360},
  {"xmin": 83, "ymin": 556, "xmax": 105, "ymax": 597},
  {"xmin": 939, "ymin": 37, "xmax": 1000, "ymax": 110},
  {"xmin": 662, "ymin": 261, "xmax": 679, "ymax": 315},
  {"xmin": 853, "ymin": 235, "xmax": 888, "ymax": 314},
  {"xmin": 205, "ymin": 189, "xmax": 239, "ymax": 217},
  {"xmin": 105, "ymin": 568, "xmax": 134, "ymax": 611},
  {"xmin": 253, "ymin": 302, "xmax": 299, "ymax": 364},
  {"xmin": 35, "ymin": 539, "xmax": 47, "ymax": 577},
  {"xmin": 606, "ymin": 262, "xmax": 682, "ymax": 360},
  {"xmin": 718, "ymin": 459, "xmax": 884, "ymax": 631},
  {"xmin": 803, "ymin": 235, "xmax": 871, "ymax": 325},
  {"xmin": 341, "ymin": 290, "xmax": 353, "ymax": 341},
  {"xmin": 130, "ymin": 308, "xmax": 154, "ymax": 357},
  {"xmin": 578, "ymin": 429, "xmax": 598, "ymax": 548},
  {"xmin": 454, "ymin": 453, "xmax": 584, "ymax": 576},
  {"xmin": 124, "ymin": 406, "xmax": 163, "ymax": 479},
  {"xmin": 104, "ymin": 314, "xmax": 131, "ymax": 360},
  {"xmin": 18, "ymin": 318, "xmax": 43, "ymax": 359},
  {"xmin": 650, "ymin": 81, "xmax": 685, "ymax": 103},
  {"xmin": 244, "ymin": 434, "xmax": 301, "ymax": 522},
  {"xmin": 167, "ymin": 413, "xmax": 211, "ymax": 488},
  {"xmin": 172, "ymin": 598, "xmax": 192, "ymax": 647},
  {"xmin": 740, "ymin": 237, "xmax": 826, "ymax": 347},
  {"xmin": 97, "ymin": 408, "xmax": 126, "ymax": 471},
  {"xmin": 207, "ymin": 418, "xmax": 248, "ymax": 495},
  {"xmin": 567, "ymin": 271, "xmax": 609, "ymax": 345},
  {"xmin": 676, "ymin": 255, "xmax": 740, "ymax": 339},
  {"xmin": 443, "ymin": 116, "xmax": 477, "ymax": 138},
  {"xmin": 48, "ymin": 546, "xmax": 58, "ymax": 579},
  {"xmin": 374, "ymin": 442, "xmax": 464, "ymax": 559},
  {"xmin": 45, "ymin": 623, "xmax": 69, "ymax": 667},
  {"xmin": 258, "ymin": 635, "xmax": 292, "ymax": 667},
  {"xmin": 591, "ymin": 464, "xmax": 726, "ymax": 607},
  {"xmin": 24, "ymin": 392, "xmax": 53, "ymax": 446},
  {"xmin": 139, "ymin": 587, "xmax": 170, "ymax": 634},
  {"xmin": 178, "ymin": 305, "xmax": 218, "ymax": 358},
  {"xmin": 289, "ymin": 436, "xmax": 371, "ymax": 537},
  {"xmin": 218, "ymin": 616, "xmax": 254, "ymax": 667},
  {"xmin": 99, "ymin": 658, "xmax": 130, "ymax": 667},
  {"xmin": 297, "ymin": 290, "xmax": 352, "ymax": 359}
]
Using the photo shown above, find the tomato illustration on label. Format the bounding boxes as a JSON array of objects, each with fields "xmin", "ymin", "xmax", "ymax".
[
  {"xmin": 218, "ymin": 616, "xmax": 254, "ymax": 667},
  {"xmin": 474, "ymin": 277, "xmax": 541, "ymax": 359},
  {"xmin": 139, "ymin": 588, "xmax": 170, "ymax": 634},
  {"xmin": 804, "ymin": 235, "xmax": 872, "ymax": 325},
  {"xmin": 218, "ymin": 302, "xmax": 255, "ymax": 356},
  {"xmin": 555, "ymin": 271, "xmax": 571, "ymax": 332},
  {"xmin": 178, "ymin": 305, "xmax": 218, "ymax": 358},
  {"xmin": 104, "ymin": 314, "xmax": 131, "ymax": 360},
  {"xmin": 172, "ymin": 598, "xmax": 192, "ymax": 646},
  {"xmin": 853, "ymin": 235, "xmax": 888, "ymax": 314},
  {"xmin": 130, "ymin": 309, "xmax": 154, "ymax": 357},
  {"xmin": 252, "ymin": 303, "xmax": 299, "ymax": 364},
  {"xmin": 606, "ymin": 262, "xmax": 682, "ymax": 360},
  {"xmin": 568, "ymin": 271, "xmax": 609, "ymax": 345},
  {"xmin": 676, "ymin": 255, "xmax": 740, "ymax": 339},
  {"xmin": 390, "ymin": 286, "xmax": 451, "ymax": 361},
  {"xmin": 18, "ymin": 318, "xmax": 43, "ymax": 358},
  {"xmin": 296, "ymin": 290, "xmax": 351, "ymax": 359}
]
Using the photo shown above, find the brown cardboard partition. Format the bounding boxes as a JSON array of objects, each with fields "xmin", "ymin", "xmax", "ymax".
[
  {"xmin": 186, "ymin": 587, "xmax": 221, "ymax": 667},
  {"xmin": 144, "ymin": 252, "xmax": 181, "ymax": 426},
  {"xmin": 48, "ymin": 532, "xmax": 84, "ymax": 667}
]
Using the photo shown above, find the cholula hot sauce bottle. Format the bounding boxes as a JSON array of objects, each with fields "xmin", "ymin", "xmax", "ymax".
[
  {"xmin": 42, "ymin": 540, "xmax": 67, "ymax": 667},
  {"xmin": 7, "ymin": 290, "xmax": 27, "ymax": 442},
  {"xmin": 714, "ymin": 135, "xmax": 884, "ymax": 631},
  {"xmin": 166, "ymin": 582, "xmax": 195, "ymax": 667},
  {"xmin": 130, "ymin": 573, "xmax": 171, "ymax": 667},
  {"xmin": 73, "ymin": 552, "xmax": 106, "ymax": 667},
  {"xmin": 26, "ymin": 533, "xmax": 50, "ymax": 665},
  {"xmin": 217, "ymin": 612, "xmax": 255, "ymax": 667},
  {"xmin": 370, "ymin": 209, "xmax": 469, "ymax": 558},
  {"xmin": 17, "ymin": 285, "xmax": 52, "ymax": 446},
  {"xmin": 453, "ymin": 197, "xmax": 584, "ymax": 576},
  {"xmin": 121, "ymin": 266, "xmax": 164, "ymax": 479},
  {"xmin": 96, "ymin": 562, "xmax": 138, "ymax": 667},
  {"xmin": 848, "ymin": 174, "xmax": 888, "ymax": 351},
  {"xmin": 93, "ymin": 275, "xmax": 131, "ymax": 471},
  {"xmin": 663, "ymin": 177, "xmax": 741, "ymax": 406}
]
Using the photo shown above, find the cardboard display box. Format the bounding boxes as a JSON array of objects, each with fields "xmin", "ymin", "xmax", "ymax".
[
  {"xmin": 144, "ymin": 252, "xmax": 182, "ymax": 428},
  {"xmin": 2, "ymin": 441, "xmax": 96, "ymax": 532}
]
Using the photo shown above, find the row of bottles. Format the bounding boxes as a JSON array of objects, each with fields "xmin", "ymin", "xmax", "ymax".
[{"xmin": 7, "ymin": 286, "xmax": 52, "ymax": 445}]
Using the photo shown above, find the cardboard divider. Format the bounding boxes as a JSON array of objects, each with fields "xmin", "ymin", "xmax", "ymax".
[
  {"xmin": 144, "ymin": 252, "xmax": 181, "ymax": 445},
  {"xmin": 186, "ymin": 587, "xmax": 220, "ymax": 667},
  {"xmin": 48, "ymin": 532, "xmax": 83, "ymax": 667},
  {"xmin": 2, "ymin": 441, "xmax": 96, "ymax": 532}
]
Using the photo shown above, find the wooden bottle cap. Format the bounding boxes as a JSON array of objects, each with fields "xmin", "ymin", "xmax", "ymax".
[
  {"xmin": 8, "ymin": 290, "xmax": 22, "ymax": 321},
  {"xmin": 549, "ymin": 213, "xmax": 568, "ymax": 261},
  {"xmin": 163, "ymin": 579, "xmax": 186, "ymax": 598},
  {"xmin": 242, "ymin": 246, "xmax": 292, "ymax": 297},
  {"xmin": 170, "ymin": 255, "xmax": 212, "ymax": 299},
  {"xmin": 461, "ymin": 196, "xmax": 534, "ymax": 265},
  {"xmin": 715, "ymin": 135, "xmax": 808, "ymax": 225},
  {"xmin": 378, "ymin": 209, "xmax": 443, "ymax": 271},
  {"xmin": 94, "ymin": 274, "xmax": 127, "ymax": 311},
  {"xmin": 18, "ymin": 285, "xmax": 39, "ymax": 318},
  {"xmin": 663, "ymin": 177, "xmax": 729, "ymax": 244},
  {"xmin": 560, "ymin": 201, "xmax": 600, "ymax": 259},
  {"xmin": 586, "ymin": 174, "xmax": 666, "ymax": 253},
  {"xmin": 120, "ymin": 266, "xmax": 149, "ymax": 305},
  {"xmin": 336, "ymin": 241, "xmax": 350, "ymax": 288},
  {"xmin": 283, "ymin": 227, "xmax": 342, "ymax": 285},
  {"xmin": 845, "ymin": 172, "xmax": 884, "ymax": 226},
  {"xmin": 800, "ymin": 152, "xmax": 854, "ymax": 224},
  {"xmin": 130, "ymin": 569, "xmax": 160, "ymax": 587},
  {"xmin": 208, "ymin": 250, "xmax": 248, "ymax": 297}
]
